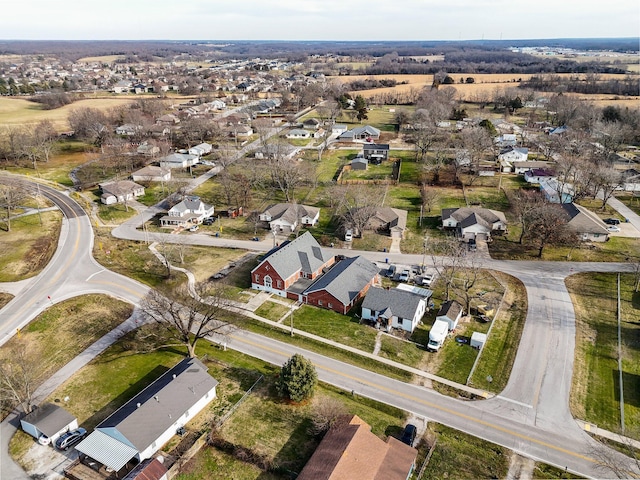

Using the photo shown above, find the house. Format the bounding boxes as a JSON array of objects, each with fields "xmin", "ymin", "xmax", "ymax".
[
  {"xmin": 619, "ymin": 169, "xmax": 640, "ymax": 192},
  {"xmin": 149, "ymin": 125, "xmax": 171, "ymax": 137},
  {"xmin": 361, "ymin": 286, "xmax": 430, "ymax": 333},
  {"xmin": 298, "ymin": 255, "xmax": 379, "ymax": 314},
  {"xmin": 494, "ymin": 133, "xmax": 517, "ymax": 147},
  {"xmin": 156, "ymin": 114, "xmax": 180, "ymax": 125},
  {"xmin": 498, "ymin": 147, "xmax": 529, "ymax": 172},
  {"xmin": 524, "ymin": 168, "xmax": 555, "ymax": 184},
  {"xmin": 116, "ymin": 124, "xmax": 143, "ymax": 136},
  {"xmin": 113, "ymin": 80, "xmax": 132, "ymax": 94},
  {"xmin": 160, "ymin": 196, "xmax": 214, "ymax": 228},
  {"xmin": 338, "ymin": 125, "xmax": 381, "ymax": 142},
  {"xmin": 455, "ymin": 149, "xmax": 471, "ymax": 167},
  {"xmin": 137, "ymin": 142, "xmax": 160, "ymax": 156},
  {"xmin": 259, "ymin": 203, "xmax": 320, "ymax": 232},
  {"xmin": 188, "ymin": 142, "xmax": 213, "ymax": 157},
  {"xmin": 255, "ymin": 143, "xmax": 299, "ymax": 160},
  {"xmin": 539, "ymin": 178, "xmax": 574, "ymax": 204},
  {"xmin": 561, "ymin": 203, "xmax": 609, "ymax": 242},
  {"xmin": 131, "ymin": 166, "xmax": 171, "ymax": 183},
  {"xmin": 302, "ymin": 118, "xmax": 321, "ymax": 130},
  {"xmin": 20, "ymin": 404, "xmax": 78, "ymax": 445},
  {"xmin": 351, "ymin": 155, "xmax": 368, "ymax": 170},
  {"xmin": 436, "ymin": 300, "xmax": 464, "ymax": 330},
  {"xmin": 513, "ymin": 161, "xmax": 553, "ymax": 175},
  {"xmin": 298, "ymin": 415, "xmax": 417, "ymax": 480},
  {"xmin": 99, "ymin": 180, "xmax": 145, "ymax": 205},
  {"xmin": 331, "ymin": 124, "xmax": 348, "ymax": 135},
  {"xmin": 285, "ymin": 128, "xmax": 311, "ymax": 139},
  {"xmin": 363, "ymin": 143, "xmax": 390, "ymax": 164},
  {"xmin": 357, "ymin": 207, "xmax": 407, "ymax": 238},
  {"xmin": 233, "ymin": 125, "xmax": 254, "ymax": 138},
  {"xmin": 441, "ymin": 207, "xmax": 507, "ymax": 241},
  {"xmin": 75, "ymin": 358, "xmax": 218, "ymax": 476},
  {"xmin": 251, "ymin": 232, "xmax": 335, "ymax": 298},
  {"xmin": 159, "ymin": 153, "xmax": 199, "ymax": 169}
]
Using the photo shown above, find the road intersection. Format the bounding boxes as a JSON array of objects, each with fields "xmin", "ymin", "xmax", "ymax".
[{"xmin": 1, "ymin": 175, "xmax": 638, "ymax": 479}]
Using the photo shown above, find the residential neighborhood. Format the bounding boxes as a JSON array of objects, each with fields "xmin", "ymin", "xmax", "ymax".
[{"xmin": 0, "ymin": 33, "xmax": 639, "ymax": 480}]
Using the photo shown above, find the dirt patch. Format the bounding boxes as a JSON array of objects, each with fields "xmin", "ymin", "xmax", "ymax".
[
  {"xmin": 505, "ymin": 451, "xmax": 535, "ymax": 480},
  {"xmin": 21, "ymin": 442, "xmax": 74, "ymax": 480}
]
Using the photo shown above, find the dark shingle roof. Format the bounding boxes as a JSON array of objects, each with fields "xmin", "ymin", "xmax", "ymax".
[
  {"xmin": 303, "ymin": 256, "xmax": 378, "ymax": 305},
  {"xmin": 257, "ymin": 231, "xmax": 332, "ymax": 279},
  {"xmin": 362, "ymin": 287, "xmax": 426, "ymax": 320},
  {"xmin": 21, "ymin": 403, "xmax": 75, "ymax": 437}
]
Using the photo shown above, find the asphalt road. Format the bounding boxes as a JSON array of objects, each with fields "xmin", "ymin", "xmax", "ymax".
[{"xmin": 1, "ymin": 173, "xmax": 638, "ymax": 478}]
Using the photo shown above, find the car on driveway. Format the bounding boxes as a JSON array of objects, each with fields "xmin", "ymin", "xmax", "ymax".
[
  {"xmin": 203, "ymin": 217, "xmax": 215, "ymax": 225},
  {"xmin": 421, "ymin": 273, "xmax": 435, "ymax": 286},
  {"xmin": 604, "ymin": 218, "xmax": 620, "ymax": 225},
  {"xmin": 55, "ymin": 428, "xmax": 87, "ymax": 451},
  {"xmin": 188, "ymin": 225, "xmax": 199, "ymax": 232},
  {"xmin": 607, "ymin": 225, "xmax": 621, "ymax": 232},
  {"xmin": 400, "ymin": 424, "xmax": 417, "ymax": 446},
  {"xmin": 398, "ymin": 269, "xmax": 410, "ymax": 282}
]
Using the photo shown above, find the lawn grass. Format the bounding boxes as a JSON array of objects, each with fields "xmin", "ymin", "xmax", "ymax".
[
  {"xmin": 568, "ymin": 273, "xmax": 640, "ymax": 435},
  {"xmin": 377, "ymin": 335, "xmax": 424, "ymax": 368},
  {"xmin": 292, "ymin": 305, "xmax": 378, "ymax": 353},
  {"xmin": 469, "ymin": 272, "xmax": 529, "ymax": 392},
  {"xmin": 97, "ymin": 203, "xmax": 139, "ymax": 224},
  {"xmin": 614, "ymin": 192, "xmax": 640, "ymax": 216},
  {"xmin": 254, "ymin": 301, "xmax": 291, "ymax": 322},
  {"xmin": 316, "ymin": 148, "xmax": 358, "ymax": 182},
  {"xmin": 420, "ymin": 423, "xmax": 509, "ymax": 480},
  {"xmin": 0, "ymin": 210, "xmax": 61, "ymax": 281},
  {"xmin": 533, "ymin": 462, "xmax": 585, "ymax": 479}
]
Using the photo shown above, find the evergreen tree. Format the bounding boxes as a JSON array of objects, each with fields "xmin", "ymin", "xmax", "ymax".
[{"xmin": 276, "ymin": 354, "xmax": 317, "ymax": 402}]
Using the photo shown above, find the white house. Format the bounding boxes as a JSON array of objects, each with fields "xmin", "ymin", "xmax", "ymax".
[
  {"xmin": 561, "ymin": 203, "xmax": 610, "ymax": 242},
  {"xmin": 160, "ymin": 196, "xmax": 214, "ymax": 228},
  {"xmin": 99, "ymin": 180, "xmax": 145, "ymax": 205},
  {"xmin": 159, "ymin": 153, "xmax": 199, "ymax": 169},
  {"xmin": 514, "ymin": 161, "xmax": 553, "ymax": 175},
  {"xmin": 115, "ymin": 124, "xmax": 143, "ymax": 136},
  {"xmin": 436, "ymin": 300, "xmax": 464, "ymax": 330},
  {"xmin": 361, "ymin": 287, "xmax": 430, "ymax": 333},
  {"xmin": 20, "ymin": 404, "xmax": 78, "ymax": 446},
  {"xmin": 539, "ymin": 178, "xmax": 574, "ymax": 203},
  {"xmin": 524, "ymin": 168, "xmax": 555, "ymax": 184},
  {"xmin": 188, "ymin": 143, "xmax": 213, "ymax": 157},
  {"xmin": 131, "ymin": 166, "xmax": 171, "ymax": 183},
  {"xmin": 286, "ymin": 129, "xmax": 311, "ymax": 139},
  {"xmin": 494, "ymin": 133, "xmax": 517, "ymax": 147},
  {"xmin": 137, "ymin": 143, "xmax": 160, "ymax": 156},
  {"xmin": 441, "ymin": 207, "xmax": 507, "ymax": 241},
  {"xmin": 259, "ymin": 203, "xmax": 320, "ymax": 232},
  {"xmin": 331, "ymin": 124, "xmax": 348, "ymax": 135},
  {"xmin": 75, "ymin": 358, "xmax": 218, "ymax": 475}
]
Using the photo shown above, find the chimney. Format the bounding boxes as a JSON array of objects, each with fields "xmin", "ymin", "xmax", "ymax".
[{"xmin": 154, "ymin": 395, "xmax": 159, "ymax": 402}]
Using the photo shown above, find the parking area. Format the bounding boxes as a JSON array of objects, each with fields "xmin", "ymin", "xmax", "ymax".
[{"xmin": 377, "ymin": 262, "xmax": 438, "ymax": 287}]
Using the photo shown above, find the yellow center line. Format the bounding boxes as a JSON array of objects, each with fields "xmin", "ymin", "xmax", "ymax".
[{"xmin": 232, "ymin": 334, "xmax": 597, "ymax": 464}]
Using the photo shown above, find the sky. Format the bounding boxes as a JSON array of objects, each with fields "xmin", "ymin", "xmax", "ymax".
[{"xmin": 2, "ymin": 0, "xmax": 639, "ymax": 41}]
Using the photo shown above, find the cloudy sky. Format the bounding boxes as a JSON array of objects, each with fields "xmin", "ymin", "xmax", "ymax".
[{"xmin": 3, "ymin": 0, "xmax": 638, "ymax": 41}]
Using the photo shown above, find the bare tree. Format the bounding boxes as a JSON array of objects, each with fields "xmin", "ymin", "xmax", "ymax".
[
  {"xmin": 524, "ymin": 203, "xmax": 576, "ymax": 258},
  {"xmin": 337, "ymin": 185, "xmax": 386, "ymax": 236},
  {"xmin": 587, "ymin": 433, "xmax": 640, "ymax": 479},
  {"xmin": 139, "ymin": 282, "xmax": 234, "ymax": 358},
  {"xmin": 431, "ymin": 237, "xmax": 469, "ymax": 301},
  {"xmin": 68, "ymin": 107, "xmax": 112, "ymax": 151},
  {"xmin": 420, "ymin": 184, "xmax": 441, "ymax": 215},
  {"xmin": 0, "ymin": 181, "xmax": 27, "ymax": 231},
  {"xmin": 507, "ymin": 188, "xmax": 547, "ymax": 244},
  {"xmin": 459, "ymin": 126, "xmax": 493, "ymax": 186},
  {"xmin": 0, "ymin": 340, "xmax": 44, "ymax": 414},
  {"xmin": 309, "ymin": 397, "xmax": 348, "ymax": 436}
]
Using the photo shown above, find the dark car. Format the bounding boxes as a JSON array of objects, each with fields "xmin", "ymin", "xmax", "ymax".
[
  {"xmin": 604, "ymin": 218, "xmax": 620, "ymax": 225},
  {"xmin": 400, "ymin": 424, "xmax": 417, "ymax": 446},
  {"xmin": 55, "ymin": 427, "xmax": 87, "ymax": 451},
  {"xmin": 203, "ymin": 217, "xmax": 216, "ymax": 226}
]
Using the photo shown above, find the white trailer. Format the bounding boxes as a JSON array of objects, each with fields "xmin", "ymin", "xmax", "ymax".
[{"xmin": 427, "ymin": 319, "xmax": 449, "ymax": 351}]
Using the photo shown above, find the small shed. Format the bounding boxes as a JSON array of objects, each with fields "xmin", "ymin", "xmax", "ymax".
[
  {"xmin": 470, "ymin": 332, "xmax": 487, "ymax": 350},
  {"xmin": 20, "ymin": 403, "xmax": 78, "ymax": 445}
]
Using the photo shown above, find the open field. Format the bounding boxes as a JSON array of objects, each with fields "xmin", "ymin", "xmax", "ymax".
[
  {"xmin": 0, "ymin": 96, "xmax": 136, "ymax": 131},
  {"xmin": 0, "ymin": 210, "xmax": 61, "ymax": 282},
  {"xmin": 76, "ymin": 55, "xmax": 124, "ymax": 63},
  {"xmin": 568, "ymin": 273, "xmax": 640, "ymax": 435}
]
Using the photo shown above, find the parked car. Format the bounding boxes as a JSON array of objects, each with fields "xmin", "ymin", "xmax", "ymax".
[
  {"xmin": 421, "ymin": 273, "xmax": 435, "ymax": 286},
  {"xmin": 55, "ymin": 428, "xmax": 87, "ymax": 451},
  {"xmin": 203, "ymin": 217, "xmax": 215, "ymax": 225},
  {"xmin": 607, "ymin": 225, "xmax": 621, "ymax": 232},
  {"xmin": 344, "ymin": 229, "xmax": 353, "ymax": 242},
  {"xmin": 386, "ymin": 264, "xmax": 396, "ymax": 278},
  {"xmin": 604, "ymin": 218, "xmax": 620, "ymax": 225},
  {"xmin": 398, "ymin": 269, "xmax": 410, "ymax": 282},
  {"xmin": 400, "ymin": 424, "xmax": 417, "ymax": 446},
  {"xmin": 188, "ymin": 225, "xmax": 199, "ymax": 232}
]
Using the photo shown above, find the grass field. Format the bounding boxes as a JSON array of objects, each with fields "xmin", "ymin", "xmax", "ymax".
[
  {"xmin": 0, "ymin": 210, "xmax": 61, "ymax": 281},
  {"xmin": 568, "ymin": 273, "xmax": 640, "ymax": 436},
  {"xmin": 0, "ymin": 96, "xmax": 136, "ymax": 131}
]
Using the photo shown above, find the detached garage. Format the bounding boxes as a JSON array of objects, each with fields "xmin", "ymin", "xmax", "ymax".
[
  {"xmin": 471, "ymin": 332, "xmax": 487, "ymax": 350},
  {"xmin": 20, "ymin": 403, "xmax": 78, "ymax": 445}
]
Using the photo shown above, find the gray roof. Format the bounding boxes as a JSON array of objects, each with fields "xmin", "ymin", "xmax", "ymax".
[
  {"xmin": 303, "ymin": 256, "xmax": 379, "ymax": 306},
  {"xmin": 370, "ymin": 207, "xmax": 407, "ymax": 231},
  {"xmin": 21, "ymin": 403, "xmax": 75, "ymax": 437},
  {"xmin": 256, "ymin": 231, "xmax": 332, "ymax": 279},
  {"xmin": 362, "ymin": 287, "xmax": 427, "ymax": 320},
  {"xmin": 363, "ymin": 143, "xmax": 389, "ymax": 151},
  {"xmin": 96, "ymin": 357, "xmax": 218, "ymax": 452},
  {"xmin": 561, "ymin": 203, "xmax": 609, "ymax": 235},
  {"xmin": 100, "ymin": 180, "xmax": 143, "ymax": 197},
  {"xmin": 76, "ymin": 430, "xmax": 139, "ymax": 472},
  {"xmin": 442, "ymin": 207, "xmax": 506, "ymax": 229},
  {"xmin": 263, "ymin": 203, "xmax": 320, "ymax": 224},
  {"xmin": 437, "ymin": 300, "xmax": 463, "ymax": 321}
]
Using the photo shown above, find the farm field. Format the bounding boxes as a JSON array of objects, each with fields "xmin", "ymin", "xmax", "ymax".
[{"xmin": 0, "ymin": 96, "xmax": 137, "ymax": 130}]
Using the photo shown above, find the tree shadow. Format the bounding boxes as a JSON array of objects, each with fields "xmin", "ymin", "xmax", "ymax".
[
  {"xmin": 258, "ymin": 417, "xmax": 317, "ymax": 480},
  {"xmin": 613, "ymin": 370, "xmax": 640, "ymax": 409}
]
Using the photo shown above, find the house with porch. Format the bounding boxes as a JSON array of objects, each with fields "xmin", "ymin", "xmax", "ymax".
[
  {"xmin": 160, "ymin": 196, "xmax": 214, "ymax": 228},
  {"xmin": 561, "ymin": 203, "xmax": 609, "ymax": 242},
  {"xmin": 259, "ymin": 203, "xmax": 320, "ymax": 232},
  {"xmin": 74, "ymin": 358, "xmax": 218, "ymax": 477},
  {"xmin": 363, "ymin": 143, "xmax": 390, "ymax": 164},
  {"xmin": 441, "ymin": 207, "xmax": 507, "ymax": 241},
  {"xmin": 361, "ymin": 286, "xmax": 431, "ymax": 333}
]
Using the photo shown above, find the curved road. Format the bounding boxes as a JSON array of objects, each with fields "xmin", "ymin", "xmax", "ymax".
[{"xmin": 1, "ymin": 175, "xmax": 638, "ymax": 478}]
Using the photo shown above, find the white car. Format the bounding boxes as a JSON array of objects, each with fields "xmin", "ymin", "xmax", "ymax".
[
  {"xmin": 344, "ymin": 229, "xmax": 353, "ymax": 242},
  {"xmin": 398, "ymin": 269, "xmax": 410, "ymax": 282},
  {"xmin": 421, "ymin": 274, "xmax": 435, "ymax": 286},
  {"xmin": 607, "ymin": 225, "xmax": 621, "ymax": 233},
  {"xmin": 188, "ymin": 225, "xmax": 199, "ymax": 232}
]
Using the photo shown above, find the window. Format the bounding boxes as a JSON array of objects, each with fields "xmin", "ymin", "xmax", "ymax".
[
  {"xmin": 264, "ymin": 276, "xmax": 272, "ymax": 288},
  {"xmin": 254, "ymin": 274, "xmax": 260, "ymax": 283},
  {"xmin": 318, "ymin": 300, "xmax": 323, "ymax": 306},
  {"xmin": 277, "ymin": 280, "xmax": 282, "ymax": 288},
  {"xmin": 328, "ymin": 303, "xmax": 333, "ymax": 309}
]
